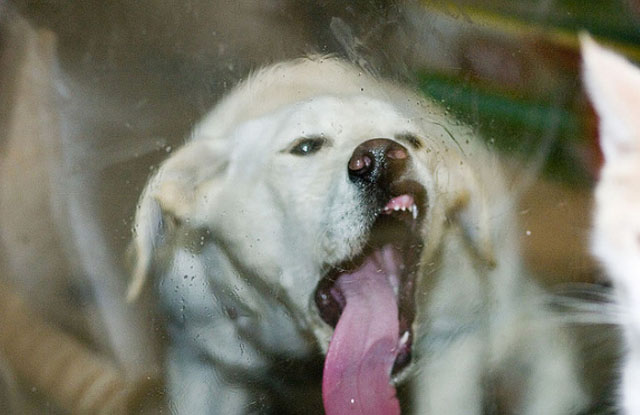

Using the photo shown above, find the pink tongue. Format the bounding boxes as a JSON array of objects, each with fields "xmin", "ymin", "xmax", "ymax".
[{"xmin": 322, "ymin": 245, "xmax": 401, "ymax": 415}]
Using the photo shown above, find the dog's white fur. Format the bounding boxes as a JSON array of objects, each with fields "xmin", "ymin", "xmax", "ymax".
[
  {"xmin": 132, "ymin": 56, "xmax": 586, "ymax": 414},
  {"xmin": 584, "ymin": 36, "xmax": 640, "ymax": 415}
]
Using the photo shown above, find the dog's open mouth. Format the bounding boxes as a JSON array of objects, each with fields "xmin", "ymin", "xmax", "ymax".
[{"xmin": 315, "ymin": 180, "xmax": 426, "ymax": 414}]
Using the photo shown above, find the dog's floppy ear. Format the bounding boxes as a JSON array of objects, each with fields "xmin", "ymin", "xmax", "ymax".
[
  {"xmin": 581, "ymin": 33, "xmax": 640, "ymax": 160},
  {"xmin": 127, "ymin": 140, "xmax": 227, "ymax": 301}
]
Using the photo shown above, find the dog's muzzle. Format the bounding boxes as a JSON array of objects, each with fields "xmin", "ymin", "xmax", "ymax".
[{"xmin": 318, "ymin": 138, "xmax": 426, "ymax": 415}]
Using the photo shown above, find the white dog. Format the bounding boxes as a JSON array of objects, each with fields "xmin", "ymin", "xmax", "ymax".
[
  {"xmin": 130, "ymin": 56, "xmax": 587, "ymax": 414},
  {"xmin": 584, "ymin": 36, "xmax": 640, "ymax": 415}
]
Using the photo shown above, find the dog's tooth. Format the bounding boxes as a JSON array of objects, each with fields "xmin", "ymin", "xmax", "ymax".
[
  {"xmin": 399, "ymin": 330, "xmax": 410, "ymax": 347},
  {"xmin": 411, "ymin": 204, "xmax": 418, "ymax": 220},
  {"xmin": 394, "ymin": 205, "xmax": 400, "ymax": 211}
]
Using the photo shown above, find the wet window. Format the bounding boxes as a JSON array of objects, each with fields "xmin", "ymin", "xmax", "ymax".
[{"xmin": 0, "ymin": 1, "xmax": 634, "ymax": 413}]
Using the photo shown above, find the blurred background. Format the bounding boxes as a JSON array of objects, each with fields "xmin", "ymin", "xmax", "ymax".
[{"xmin": 1, "ymin": 0, "xmax": 638, "ymax": 413}]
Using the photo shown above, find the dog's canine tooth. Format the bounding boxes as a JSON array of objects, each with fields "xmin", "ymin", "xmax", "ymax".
[
  {"xmin": 411, "ymin": 204, "xmax": 418, "ymax": 220},
  {"xmin": 399, "ymin": 330, "xmax": 410, "ymax": 347}
]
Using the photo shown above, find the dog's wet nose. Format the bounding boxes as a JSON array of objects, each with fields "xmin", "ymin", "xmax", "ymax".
[{"xmin": 348, "ymin": 139, "xmax": 408, "ymax": 186}]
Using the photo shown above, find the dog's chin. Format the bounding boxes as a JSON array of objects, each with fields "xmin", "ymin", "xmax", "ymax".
[{"xmin": 314, "ymin": 179, "xmax": 427, "ymax": 379}]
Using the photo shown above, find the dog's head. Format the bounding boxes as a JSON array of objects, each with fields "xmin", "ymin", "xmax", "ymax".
[{"xmin": 128, "ymin": 57, "xmax": 497, "ymax": 402}]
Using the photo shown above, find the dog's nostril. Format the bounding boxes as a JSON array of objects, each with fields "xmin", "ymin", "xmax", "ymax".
[
  {"xmin": 348, "ymin": 155, "xmax": 372, "ymax": 172},
  {"xmin": 387, "ymin": 148, "xmax": 408, "ymax": 160}
]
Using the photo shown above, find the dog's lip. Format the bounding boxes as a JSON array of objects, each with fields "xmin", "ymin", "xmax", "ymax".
[{"xmin": 314, "ymin": 181, "xmax": 426, "ymax": 375}]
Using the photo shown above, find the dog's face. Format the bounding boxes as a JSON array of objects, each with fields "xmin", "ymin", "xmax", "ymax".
[
  {"xmin": 151, "ymin": 93, "xmax": 436, "ymax": 367},
  {"xmin": 222, "ymin": 95, "xmax": 427, "ymax": 264},
  {"xmin": 131, "ymin": 58, "xmax": 495, "ymax": 413},
  {"xmin": 193, "ymin": 95, "xmax": 434, "ymax": 358}
]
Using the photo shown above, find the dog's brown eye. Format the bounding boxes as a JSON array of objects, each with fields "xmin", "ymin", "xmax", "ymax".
[{"xmin": 289, "ymin": 137, "xmax": 326, "ymax": 156}]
